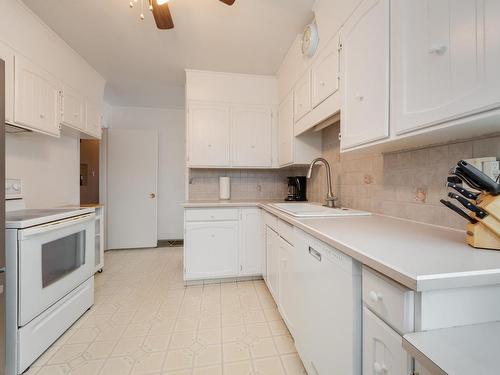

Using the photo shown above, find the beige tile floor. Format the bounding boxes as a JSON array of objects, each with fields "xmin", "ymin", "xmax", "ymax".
[{"xmin": 25, "ymin": 247, "xmax": 307, "ymax": 375}]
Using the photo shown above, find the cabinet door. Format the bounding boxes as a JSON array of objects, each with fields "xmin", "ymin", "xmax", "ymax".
[
  {"xmin": 61, "ymin": 86, "xmax": 85, "ymax": 131},
  {"xmin": 0, "ymin": 41, "xmax": 14, "ymax": 124},
  {"xmin": 14, "ymin": 55, "xmax": 60, "ymax": 137},
  {"xmin": 239, "ymin": 208, "xmax": 263, "ymax": 276},
  {"xmin": 188, "ymin": 103, "xmax": 231, "ymax": 167},
  {"xmin": 311, "ymin": 35, "xmax": 340, "ymax": 108},
  {"xmin": 363, "ymin": 307, "xmax": 407, "ymax": 375},
  {"xmin": 85, "ymin": 101, "xmax": 102, "ymax": 139},
  {"xmin": 278, "ymin": 237, "xmax": 297, "ymax": 335},
  {"xmin": 341, "ymin": 0, "xmax": 390, "ymax": 149},
  {"xmin": 185, "ymin": 221, "xmax": 239, "ymax": 280},
  {"xmin": 231, "ymin": 105, "xmax": 272, "ymax": 167},
  {"xmin": 294, "ymin": 71, "xmax": 312, "ymax": 121},
  {"xmin": 265, "ymin": 227, "xmax": 280, "ymax": 301},
  {"xmin": 392, "ymin": 0, "xmax": 500, "ymax": 134},
  {"xmin": 278, "ymin": 92, "xmax": 294, "ymax": 167}
]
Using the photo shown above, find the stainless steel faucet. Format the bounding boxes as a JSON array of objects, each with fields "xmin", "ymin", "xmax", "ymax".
[{"xmin": 306, "ymin": 157, "xmax": 338, "ymax": 208}]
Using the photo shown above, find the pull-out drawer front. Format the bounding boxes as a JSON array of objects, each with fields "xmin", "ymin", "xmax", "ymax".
[
  {"xmin": 263, "ymin": 211, "xmax": 278, "ymax": 231},
  {"xmin": 277, "ymin": 219, "xmax": 294, "ymax": 245},
  {"xmin": 362, "ymin": 266, "xmax": 414, "ymax": 334},
  {"xmin": 185, "ymin": 208, "xmax": 239, "ymax": 222}
]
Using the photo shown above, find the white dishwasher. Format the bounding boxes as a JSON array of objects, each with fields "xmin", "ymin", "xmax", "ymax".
[{"xmin": 294, "ymin": 229, "xmax": 362, "ymax": 375}]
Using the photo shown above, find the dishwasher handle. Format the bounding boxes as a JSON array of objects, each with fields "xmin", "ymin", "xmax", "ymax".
[{"xmin": 309, "ymin": 246, "xmax": 322, "ymax": 262}]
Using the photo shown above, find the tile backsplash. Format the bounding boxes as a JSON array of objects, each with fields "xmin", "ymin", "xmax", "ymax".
[
  {"xmin": 188, "ymin": 169, "xmax": 292, "ymax": 200},
  {"xmin": 188, "ymin": 127, "xmax": 500, "ymax": 230},
  {"xmin": 308, "ymin": 126, "xmax": 500, "ymax": 230}
]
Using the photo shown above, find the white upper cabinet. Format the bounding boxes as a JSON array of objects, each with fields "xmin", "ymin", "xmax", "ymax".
[
  {"xmin": 392, "ymin": 0, "xmax": 500, "ymax": 135},
  {"xmin": 0, "ymin": 41, "xmax": 14, "ymax": 124},
  {"xmin": 294, "ymin": 71, "xmax": 312, "ymax": 122},
  {"xmin": 340, "ymin": 0, "xmax": 390, "ymax": 150},
  {"xmin": 188, "ymin": 103, "xmax": 231, "ymax": 167},
  {"xmin": 14, "ymin": 55, "xmax": 61, "ymax": 137},
  {"xmin": 85, "ymin": 101, "xmax": 102, "ymax": 139},
  {"xmin": 311, "ymin": 35, "xmax": 340, "ymax": 109},
  {"xmin": 60, "ymin": 86, "xmax": 85, "ymax": 131},
  {"xmin": 278, "ymin": 92, "xmax": 294, "ymax": 166},
  {"xmin": 232, "ymin": 105, "xmax": 273, "ymax": 167}
]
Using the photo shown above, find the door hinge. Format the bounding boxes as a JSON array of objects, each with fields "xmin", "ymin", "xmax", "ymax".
[
  {"xmin": 338, "ymin": 42, "xmax": 343, "ymax": 52},
  {"xmin": 240, "ymin": 265, "xmax": 243, "ymax": 271}
]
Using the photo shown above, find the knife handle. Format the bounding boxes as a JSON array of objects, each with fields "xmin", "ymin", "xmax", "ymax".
[
  {"xmin": 448, "ymin": 192, "xmax": 488, "ymax": 219},
  {"xmin": 447, "ymin": 182, "xmax": 480, "ymax": 201},
  {"xmin": 440, "ymin": 199, "xmax": 478, "ymax": 224},
  {"xmin": 457, "ymin": 160, "xmax": 500, "ymax": 196}
]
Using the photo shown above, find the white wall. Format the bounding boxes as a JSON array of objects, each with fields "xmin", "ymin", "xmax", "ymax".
[
  {"xmin": 6, "ymin": 133, "xmax": 79, "ymax": 208},
  {"xmin": 107, "ymin": 106, "xmax": 185, "ymax": 240},
  {"xmin": 0, "ymin": 0, "xmax": 105, "ymax": 102}
]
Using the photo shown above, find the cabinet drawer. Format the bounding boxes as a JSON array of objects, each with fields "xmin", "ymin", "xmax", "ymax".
[
  {"xmin": 185, "ymin": 208, "xmax": 239, "ymax": 222},
  {"xmin": 277, "ymin": 219, "xmax": 294, "ymax": 245},
  {"xmin": 263, "ymin": 211, "xmax": 278, "ymax": 231},
  {"xmin": 362, "ymin": 267, "xmax": 414, "ymax": 334}
]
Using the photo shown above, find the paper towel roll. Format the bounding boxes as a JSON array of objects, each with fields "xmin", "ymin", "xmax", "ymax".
[{"xmin": 219, "ymin": 177, "xmax": 231, "ymax": 200}]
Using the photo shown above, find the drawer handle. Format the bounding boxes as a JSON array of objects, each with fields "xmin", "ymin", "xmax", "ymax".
[
  {"xmin": 369, "ymin": 291, "xmax": 383, "ymax": 303},
  {"xmin": 309, "ymin": 247, "xmax": 321, "ymax": 262},
  {"xmin": 374, "ymin": 362, "xmax": 388, "ymax": 374}
]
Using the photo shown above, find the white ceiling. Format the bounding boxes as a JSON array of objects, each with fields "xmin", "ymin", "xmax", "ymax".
[{"xmin": 22, "ymin": 0, "xmax": 314, "ymax": 108}]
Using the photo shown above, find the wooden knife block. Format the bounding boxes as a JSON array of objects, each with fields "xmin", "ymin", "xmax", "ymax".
[{"xmin": 466, "ymin": 194, "xmax": 500, "ymax": 250}]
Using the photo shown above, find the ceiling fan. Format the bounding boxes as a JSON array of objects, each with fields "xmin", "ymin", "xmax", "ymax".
[{"xmin": 130, "ymin": 0, "xmax": 236, "ymax": 30}]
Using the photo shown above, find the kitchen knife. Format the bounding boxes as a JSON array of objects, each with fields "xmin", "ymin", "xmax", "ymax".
[
  {"xmin": 447, "ymin": 182, "xmax": 480, "ymax": 201},
  {"xmin": 456, "ymin": 160, "xmax": 500, "ymax": 196},
  {"xmin": 440, "ymin": 199, "xmax": 478, "ymax": 224},
  {"xmin": 450, "ymin": 167, "xmax": 484, "ymax": 191},
  {"xmin": 448, "ymin": 192, "xmax": 488, "ymax": 219},
  {"xmin": 447, "ymin": 176, "xmax": 463, "ymax": 185}
]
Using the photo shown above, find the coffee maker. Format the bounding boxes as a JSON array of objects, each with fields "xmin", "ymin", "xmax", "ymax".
[{"xmin": 285, "ymin": 176, "xmax": 307, "ymax": 201}]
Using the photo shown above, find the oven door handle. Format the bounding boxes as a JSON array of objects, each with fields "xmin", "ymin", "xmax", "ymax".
[{"xmin": 19, "ymin": 213, "xmax": 96, "ymax": 239}]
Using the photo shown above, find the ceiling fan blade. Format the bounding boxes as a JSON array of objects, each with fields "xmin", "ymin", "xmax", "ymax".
[
  {"xmin": 151, "ymin": 1, "xmax": 174, "ymax": 29},
  {"xmin": 219, "ymin": 0, "xmax": 236, "ymax": 5}
]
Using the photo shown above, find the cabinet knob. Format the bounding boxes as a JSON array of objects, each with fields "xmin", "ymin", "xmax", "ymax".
[
  {"xmin": 74, "ymin": 113, "xmax": 79, "ymax": 118},
  {"xmin": 374, "ymin": 362, "xmax": 388, "ymax": 374},
  {"xmin": 354, "ymin": 93, "xmax": 364, "ymax": 101},
  {"xmin": 149, "ymin": 193, "xmax": 156, "ymax": 198},
  {"xmin": 40, "ymin": 113, "xmax": 45, "ymax": 119},
  {"xmin": 369, "ymin": 291, "xmax": 383, "ymax": 302},
  {"xmin": 428, "ymin": 44, "xmax": 447, "ymax": 55},
  {"xmin": 208, "ymin": 144, "xmax": 212, "ymax": 148},
  {"xmin": 251, "ymin": 145, "xmax": 255, "ymax": 149},
  {"xmin": 320, "ymin": 81, "xmax": 326, "ymax": 87}
]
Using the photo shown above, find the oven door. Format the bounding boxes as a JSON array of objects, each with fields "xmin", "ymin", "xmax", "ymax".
[{"xmin": 17, "ymin": 213, "xmax": 95, "ymax": 326}]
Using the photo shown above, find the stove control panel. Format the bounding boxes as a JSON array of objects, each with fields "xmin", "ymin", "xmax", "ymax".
[{"xmin": 6, "ymin": 179, "xmax": 23, "ymax": 199}]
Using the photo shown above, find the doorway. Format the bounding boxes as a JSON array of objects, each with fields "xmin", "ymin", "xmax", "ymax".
[{"xmin": 80, "ymin": 139, "xmax": 100, "ymax": 204}]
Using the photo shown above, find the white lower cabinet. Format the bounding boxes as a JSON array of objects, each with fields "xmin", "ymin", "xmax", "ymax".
[
  {"xmin": 277, "ymin": 236, "xmax": 297, "ymax": 335},
  {"xmin": 185, "ymin": 221, "xmax": 239, "ymax": 280},
  {"xmin": 363, "ymin": 306, "xmax": 410, "ymax": 375},
  {"xmin": 239, "ymin": 208, "xmax": 264, "ymax": 276},
  {"xmin": 265, "ymin": 226, "xmax": 280, "ymax": 301},
  {"xmin": 184, "ymin": 207, "xmax": 264, "ymax": 281}
]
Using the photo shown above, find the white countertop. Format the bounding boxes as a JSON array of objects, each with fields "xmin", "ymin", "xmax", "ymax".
[
  {"xmin": 184, "ymin": 200, "xmax": 500, "ymax": 291},
  {"xmin": 403, "ymin": 321, "xmax": 500, "ymax": 375}
]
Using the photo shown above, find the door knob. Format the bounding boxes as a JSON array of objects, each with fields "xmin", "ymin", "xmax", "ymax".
[{"xmin": 149, "ymin": 193, "xmax": 156, "ymax": 198}]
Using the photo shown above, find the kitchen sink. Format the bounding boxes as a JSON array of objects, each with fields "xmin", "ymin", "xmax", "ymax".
[{"xmin": 269, "ymin": 202, "xmax": 371, "ymax": 218}]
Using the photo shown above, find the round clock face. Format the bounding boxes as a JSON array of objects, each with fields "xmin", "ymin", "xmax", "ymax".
[{"xmin": 302, "ymin": 23, "xmax": 319, "ymax": 57}]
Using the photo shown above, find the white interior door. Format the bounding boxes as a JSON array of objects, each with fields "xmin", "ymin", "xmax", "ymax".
[{"xmin": 107, "ymin": 129, "xmax": 158, "ymax": 249}]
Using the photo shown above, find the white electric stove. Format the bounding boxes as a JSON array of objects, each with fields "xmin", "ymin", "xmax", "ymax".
[{"xmin": 5, "ymin": 179, "xmax": 96, "ymax": 375}]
